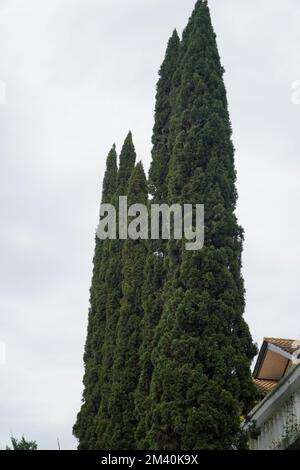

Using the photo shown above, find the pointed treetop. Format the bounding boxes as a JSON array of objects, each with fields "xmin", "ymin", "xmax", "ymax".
[
  {"xmin": 148, "ymin": 29, "xmax": 180, "ymax": 203},
  {"xmin": 117, "ymin": 131, "xmax": 137, "ymax": 195},
  {"xmin": 101, "ymin": 144, "xmax": 118, "ymax": 203},
  {"xmin": 172, "ymin": 28, "xmax": 179, "ymax": 37},
  {"xmin": 127, "ymin": 162, "xmax": 148, "ymax": 207},
  {"xmin": 125, "ymin": 130, "xmax": 133, "ymax": 142},
  {"xmin": 181, "ymin": 0, "xmax": 216, "ymax": 46},
  {"xmin": 170, "ymin": 28, "xmax": 180, "ymax": 45},
  {"xmin": 160, "ymin": 30, "xmax": 180, "ymax": 77},
  {"xmin": 166, "ymin": 0, "xmax": 229, "ymax": 201}
]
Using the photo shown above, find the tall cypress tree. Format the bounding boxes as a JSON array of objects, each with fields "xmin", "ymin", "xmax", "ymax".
[
  {"xmin": 73, "ymin": 145, "xmax": 118, "ymax": 449},
  {"xmin": 105, "ymin": 162, "xmax": 148, "ymax": 449},
  {"xmin": 134, "ymin": 30, "xmax": 180, "ymax": 448},
  {"xmin": 149, "ymin": 29, "xmax": 180, "ymax": 202},
  {"xmin": 95, "ymin": 132, "xmax": 137, "ymax": 448},
  {"xmin": 146, "ymin": 0, "xmax": 257, "ymax": 450},
  {"xmin": 76, "ymin": 0, "xmax": 256, "ymax": 451}
]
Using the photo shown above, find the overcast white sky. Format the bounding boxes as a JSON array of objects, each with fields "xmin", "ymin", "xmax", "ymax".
[{"xmin": 0, "ymin": 0, "xmax": 300, "ymax": 450}]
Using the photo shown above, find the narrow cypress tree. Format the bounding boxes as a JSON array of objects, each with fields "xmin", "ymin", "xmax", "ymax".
[
  {"xmin": 104, "ymin": 162, "xmax": 148, "ymax": 449},
  {"xmin": 149, "ymin": 29, "xmax": 180, "ymax": 202},
  {"xmin": 76, "ymin": 0, "xmax": 256, "ymax": 451},
  {"xmin": 95, "ymin": 132, "xmax": 137, "ymax": 448},
  {"xmin": 134, "ymin": 30, "xmax": 180, "ymax": 448},
  {"xmin": 146, "ymin": 0, "xmax": 257, "ymax": 450},
  {"xmin": 73, "ymin": 145, "xmax": 118, "ymax": 449}
]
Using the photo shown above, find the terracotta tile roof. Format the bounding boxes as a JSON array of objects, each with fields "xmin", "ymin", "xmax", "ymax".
[
  {"xmin": 254, "ymin": 378, "xmax": 278, "ymax": 396},
  {"xmin": 264, "ymin": 338, "xmax": 300, "ymax": 355}
]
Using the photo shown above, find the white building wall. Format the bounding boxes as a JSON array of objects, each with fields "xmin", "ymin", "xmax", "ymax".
[
  {"xmin": 249, "ymin": 388, "xmax": 300, "ymax": 450},
  {"xmin": 246, "ymin": 364, "xmax": 300, "ymax": 450}
]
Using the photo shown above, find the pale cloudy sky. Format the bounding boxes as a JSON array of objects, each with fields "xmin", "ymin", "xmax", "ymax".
[{"xmin": 0, "ymin": 0, "xmax": 299, "ymax": 450}]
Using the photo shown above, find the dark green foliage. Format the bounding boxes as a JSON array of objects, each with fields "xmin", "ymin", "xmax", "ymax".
[
  {"xmin": 73, "ymin": 145, "xmax": 118, "ymax": 449},
  {"xmin": 149, "ymin": 29, "xmax": 180, "ymax": 203},
  {"xmin": 5, "ymin": 436, "xmax": 37, "ymax": 450},
  {"xmin": 116, "ymin": 131, "xmax": 137, "ymax": 195},
  {"xmin": 134, "ymin": 30, "xmax": 180, "ymax": 449},
  {"xmin": 95, "ymin": 133, "xmax": 137, "ymax": 448},
  {"xmin": 101, "ymin": 144, "xmax": 119, "ymax": 204},
  {"xmin": 75, "ymin": 0, "xmax": 256, "ymax": 451},
  {"xmin": 144, "ymin": 0, "xmax": 257, "ymax": 450},
  {"xmin": 104, "ymin": 163, "xmax": 148, "ymax": 449}
]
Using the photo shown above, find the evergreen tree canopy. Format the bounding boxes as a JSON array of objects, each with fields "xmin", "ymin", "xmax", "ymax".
[
  {"xmin": 75, "ymin": 0, "xmax": 256, "ymax": 451},
  {"xmin": 102, "ymin": 144, "xmax": 118, "ymax": 203},
  {"xmin": 144, "ymin": 0, "xmax": 257, "ymax": 450},
  {"xmin": 149, "ymin": 29, "xmax": 180, "ymax": 203},
  {"xmin": 95, "ymin": 132, "xmax": 137, "ymax": 449},
  {"xmin": 73, "ymin": 144, "xmax": 118, "ymax": 449},
  {"xmin": 117, "ymin": 131, "xmax": 137, "ymax": 196},
  {"xmin": 105, "ymin": 163, "xmax": 148, "ymax": 449},
  {"xmin": 5, "ymin": 436, "xmax": 37, "ymax": 451},
  {"xmin": 134, "ymin": 30, "xmax": 180, "ymax": 448}
]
